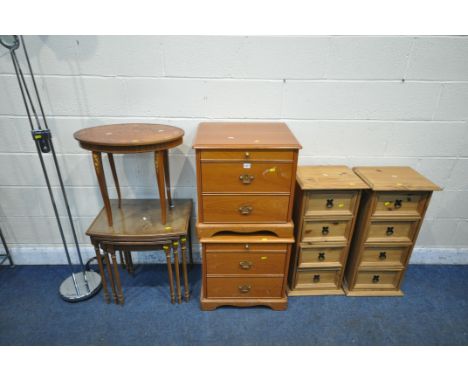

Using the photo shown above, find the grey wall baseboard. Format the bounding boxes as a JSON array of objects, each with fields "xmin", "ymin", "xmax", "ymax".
[{"xmin": 4, "ymin": 245, "xmax": 468, "ymax": 265}]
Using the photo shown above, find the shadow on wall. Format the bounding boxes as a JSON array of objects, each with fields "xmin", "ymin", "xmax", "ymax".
[{"xmin": 6, "ymin": 36, "xmax": 99, "ymax": 119}]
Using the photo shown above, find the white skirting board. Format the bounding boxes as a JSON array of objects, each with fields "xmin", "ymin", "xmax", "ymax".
[{"xmin": 2, "ymin": 245, "xmax": 468, "ymax": 265}]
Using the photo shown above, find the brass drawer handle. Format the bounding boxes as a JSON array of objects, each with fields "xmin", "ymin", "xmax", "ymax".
[
  {"xmin": 239, "ymin": 261, "xmax": 252, "ymax": 270},
  {"xmin": 394, "ymin": 199, "xmax": 402, "ymax": 209},
  {"xmin": 238, "ymin": 284, "xmax": 251, "ymax": 293},
  {"xmin": 239, "ymin": 205, "xmax": 253, "ymax": 215},
  {"xmin": 386, "ymin": 226, "xmax": 394, "ymax": 236},
  {"xmin": 244, "ymin": 152, "xmax": 250, "ymax": 159},
  {"xmin": 244, "ymin": 243, "xmax": 250, "ymax": 250},
  {"xmin": 379, "ymin": 251, "xmax": 387, "ymax": 260},
  {"xmin": 372, "ymin": 275, "xmax": 380, "ymax": 283},
  {"xmin": 318, "ymin": 252, "xmax": 326, "ymax": 261},
  {"xmin": 322, "ymin": 226, "xmax": 329, "ymax": 235},
  {"xmin": 326, "ymin": 199, "xmax": 334, "ymax": 208},
  {"xmin": 313, "ymin": 274, "xmax": 321, "ymax": 283},
  {"xmin": 239, "ymin": 174, "xmax": 255, "ymax": 184}
]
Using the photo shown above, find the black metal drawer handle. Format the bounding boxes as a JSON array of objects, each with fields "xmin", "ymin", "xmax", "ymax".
[
  {"xmin": 394, "ymin": 199, "xmax": 402, "ymax": 209},
  {"xmin": 386, "ymin": 226, "xmax": 394, "ymax": 236},
  {"xmin": 313, "ymin": 274, "xmax": 321, "ymax": 283},
  {"xmin": 326, "ymin": 199, "xmax": 334, "ymax": 208},
  {"xmin": 372, "ymin": 275, "xmax": 380, "ymax": 283},
  {"xmin": 318, "ymin": 252, "xmax": 326, "ymax": 261},
  {"xmin": 379, "ymin": 251, "xmax": 387, "ymax": 260},
  {"xmin": 322, "ymin": 226, "xmax": 329, "ymax": 235}
]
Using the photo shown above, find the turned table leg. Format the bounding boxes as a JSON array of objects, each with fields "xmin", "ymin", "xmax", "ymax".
[
  {"xmin": 119, "ymin": 250, "xmax": 126, "ymax": 270},
  {"xmin": 180, "ymin": 236, "xmax": 190, "ymax": 302},
  {"xmin": 92, "ymin": 151, "xmax": 113, "ymax": 226},
  {"xmin": 187, "ymin": 219, "xmax": 194, "ymax": 268},
  {"xmin": 164, "ymin": 244, "xmax": 175, "ymax": 304},
  {"xmin": 107, "ymin": 153, "xmax": 122, "ymax": 208},
  {"xmin": 163, "ymin": 150, "xmax": 174, "ymax": 208},
  {"xmin": 155, "ymin": 151, "xmax": 167, "ymax": 225},
  {"xmin": 110, "ymin": 248, "xmax": 125, "ymax": 305},
  {"xmin": 172, "ymin": 241, "xmax": 182, "ymax": 304},
  {"xmin": 125, "ymin": 250, "xmax": 134, "ymax": 275},
  {"xmin": 103, "ymin": 248, "xmax": 118, "ymax": 304},
  {"xmin": 93, "ymin": 244, "xmax": 110, "ymax": 303}
]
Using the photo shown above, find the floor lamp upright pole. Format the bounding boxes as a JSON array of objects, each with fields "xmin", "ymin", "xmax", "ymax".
[{"xmin": 1, "ymin": 35, "xmax": 101, "ymax": 302}]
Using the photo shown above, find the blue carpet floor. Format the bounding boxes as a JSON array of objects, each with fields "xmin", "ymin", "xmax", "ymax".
[{"xmin": 0, "ymin": 264, "xmax": 467, "ymax": 345}]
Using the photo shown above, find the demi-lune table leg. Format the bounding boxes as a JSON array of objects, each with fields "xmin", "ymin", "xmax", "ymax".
[
  {"xmin": 164, "ymin": 244, "xmax": 175, "ymax": 304},
  {"xmin": 92, "ymin": 151, "xmax": 113, "ymax": 226},
  {"xmin": 163, "ymin": 150, "xmax": 174, "ymax": 208},
  {"xmin": 107, "ymin": 153, "xmax": 122, "ymax": 208},
  {"xmin": 155, "ymin": 151, "xmax": 167, "ymax": 225}
]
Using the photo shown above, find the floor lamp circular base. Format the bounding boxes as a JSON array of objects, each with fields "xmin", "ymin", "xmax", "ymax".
[{"xmin": 59, "ymin": 271, "xmax": 102, "ymax": 302}]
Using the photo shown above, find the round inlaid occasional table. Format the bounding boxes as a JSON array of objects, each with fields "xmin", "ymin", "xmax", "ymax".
[{"xmin": 74, "ymin": 123, "xmax": 184, "ymax": 226}]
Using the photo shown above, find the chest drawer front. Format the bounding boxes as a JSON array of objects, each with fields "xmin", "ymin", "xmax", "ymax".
[
  {"xmin": 201, "ymin": 150, "xmax": 294, "ymax": 161},
  {"xmin": 304, "ymin": 191, "xmax": 358, "ymax": 217},
  {"xmin": 361, "ymin": 246, "xmax": 410, "ymax": 268},
  {"xmin": 302, "ymin": 219, "xmax": 352, "ymax": 243},
  {"xmin": 373, "ymin": 192, "xmax": 424, "ymax": 217},
  {"xmin": 205, "ymin": 243, "xmax": 287, "ymax": 252},
  {"xmin": 202, "ymin": 195, "xmax": 289, "ymax": 223},
  {"xmin": 298, "ymin": 245, "xmax": 346, "ymax": 268},
  {"xmin": 201, "ymin": 162, "xmax": 292, "ymax": 193},
  {"xmin": 353, "ymin": 270, "xmax": 401, "ymax": 290},
  {"xmin": 365, "ymin": 221, "xmax": 417, "ymax": 243},
  {"xmin": 206, "ymin": 277, "xmax": 284, "ymax": 298},
  {"xmin": 206, "ymin": 251, "xmax": 286, "ymax": 275},
  {"xmin": 294, "ymin": 269, "xmax": 341, "ymax": 289}
]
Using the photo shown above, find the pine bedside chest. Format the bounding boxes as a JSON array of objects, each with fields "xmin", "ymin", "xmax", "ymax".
[
  {"xmin": 344, "ymin": 166, "xmax": 441, "ymax": 296},
  {"xmin": 193, "ymin": 122, "xmax": 301, "ymax": 310},
  {"xmin": 288, "ymin": 166, "xmax": 369, "ymax": 295}
]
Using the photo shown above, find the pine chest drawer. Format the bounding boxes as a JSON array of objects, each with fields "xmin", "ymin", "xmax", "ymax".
[
  {"xmin": 344, "ymin": 166, "xmax": 441, "ymax": 297},
  {"xmin": 288, "ymin": 166, "xmax": 368, "ymax": 296}
]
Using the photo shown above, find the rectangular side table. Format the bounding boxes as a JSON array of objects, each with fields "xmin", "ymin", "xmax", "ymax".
[{"xmin": 86, "ymin": 199, "xmax": 193, "ymax": 305}]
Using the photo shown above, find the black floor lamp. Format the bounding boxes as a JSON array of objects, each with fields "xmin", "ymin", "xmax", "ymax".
[{"xmin": 0, "ymin": 35, "xmax": 101, "ymax": 301}]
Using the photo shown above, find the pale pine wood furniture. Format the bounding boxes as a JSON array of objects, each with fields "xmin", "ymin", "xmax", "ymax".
[
  {"xmin": 193, "ymin": 122, "xmax": 301, "ymax": 310},
  {"xmin": 86, "ymin": 199, "xmax": 193, "ymax": 305},
  {"xmin": 74, "ymin": 123, "xmax": 184, "ymax": 226},
  {"xmin": 344, "ymin": 166, "xmax": 441, "ymax": 296},
  {"xmin": 288, "ymin": 166, "xmax": 369, "ymax": 295}
]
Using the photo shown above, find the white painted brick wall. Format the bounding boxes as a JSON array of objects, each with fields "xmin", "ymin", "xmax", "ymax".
[{"xmin": 0, "ymin": 35, "xmax": 467, "ymax": 265}]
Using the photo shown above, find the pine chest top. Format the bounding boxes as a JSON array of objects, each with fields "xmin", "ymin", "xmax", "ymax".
[
  {"xmin": 297, "ymin": 165, "xmax": 369, "ymax": 190},
  {"xmin": 353, "ymin": 166, "xmax": 441, "ymax": 191}
]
